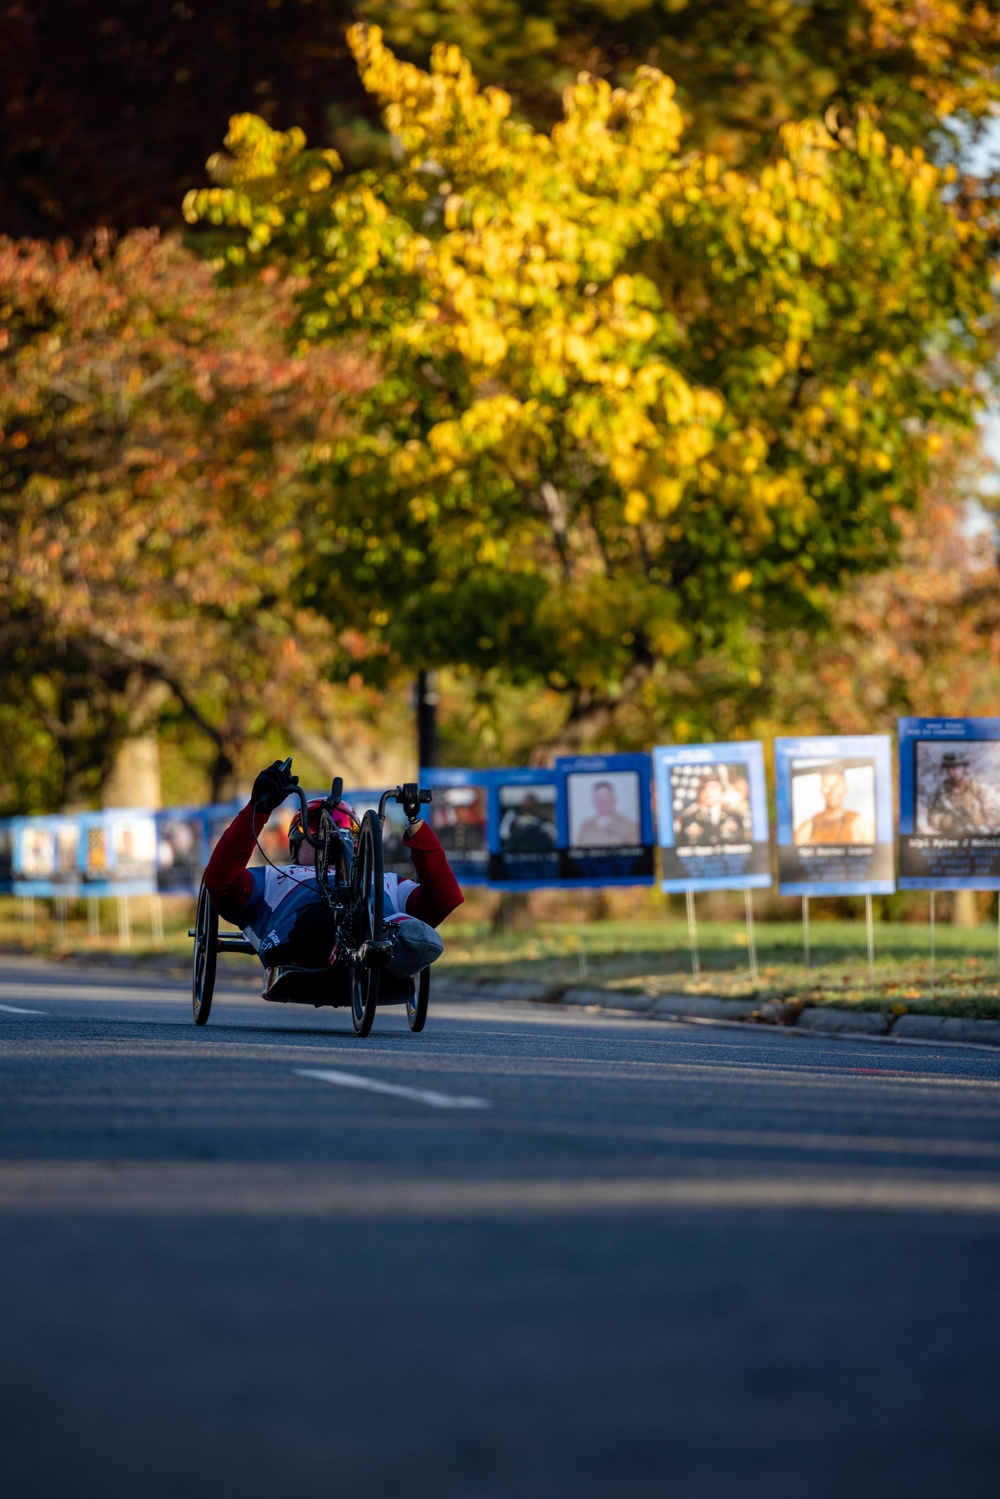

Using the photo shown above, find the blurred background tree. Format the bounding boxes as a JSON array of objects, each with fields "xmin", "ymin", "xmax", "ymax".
[
  {"xmin": 2, "ymin": 2, "xmax": 999, "ymax": 805},
  {"xmin": 360, "ymin": 0, "xmax": 1000, "ymax": 159},
  {"xmin": 0, "ymin": 229, "xmax": 383, "ymax": 813},
  {"xmin": 7, "ymin": 2, "xmax": 998, "ymax": 243},
  {"xmin": 187, "ymin": 25, "xmax": 998, "ymax": 753}
]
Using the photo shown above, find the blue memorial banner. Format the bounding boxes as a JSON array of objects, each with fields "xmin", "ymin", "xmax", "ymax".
[
  {"xmin": 487, "ymin": 768, "xmax": 561, "ymax": 889},
  {"xmin": 12, "ymin": 814, "xmax": 84, "ymax": 896},
  {"xmin": 84, "ymin": 810, "xmax": 158, "ymax": 895},
  {"xmin": 898, "ymin": 717, "xmax": 1000, "ymax": 889},
  {"xmin": 156, "ymin": 808, "xmax": 211, "ymax": 893},
  {"xmin": 775, "ymin": 735, "xmax": 895, "ymax": 896},
  {"xmin": 11, "ymin": 809, "xmax": 159, "ymax": 897},
  {"xmin": 554, "ymin": 753, "xmax": 655, "ymax": 887},
  {"xmin": 654, "ymin": 742, "xmax": 771, "ymax": 893},
  {"xmin": 419, "ymin": 767, "xmax": 491, "ymax": 885}
]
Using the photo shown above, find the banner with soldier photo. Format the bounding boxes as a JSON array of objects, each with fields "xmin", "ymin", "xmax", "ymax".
[
  {"xmin": 419, "ymin": 767, "xmax": 491, "ymax": 885},
  {"xmin": 487, "ymin": 768, "xmax": 561, "ymax": 889},
  {"xmin": 898, "ymin": 718, "xmax": 1000, "ymax": 889},
  {"xmin": 156, "ymin": 808, "xmax": 212, "ymax": 894},
  {"xmin": 653, "ymin": 742, "xmax": 771, "ymax": 892},
  {"xmin": 775, "ymin": 735, "xmax": 895, "ymax": 896},
  {"xmin": 11, "ymin": 814, "xmax": 84, "ymax": 896},
  {"xmin": 11, "ymin": 809, "xmax": 158, "ymax": 897},
  {"xmin": 554, "ymin": 754, "xmax": 655, "ymax": 887}
]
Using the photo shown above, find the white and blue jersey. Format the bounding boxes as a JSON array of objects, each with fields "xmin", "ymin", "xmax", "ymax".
[{"xmin": 239, "ymin": 864, "xmax": 418, "ymax": 961}]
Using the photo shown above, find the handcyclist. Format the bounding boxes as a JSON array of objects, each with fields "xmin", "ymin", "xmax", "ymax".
[{"xmin": 203, "ymin": 759, "xmax": 463, "ymax": 994}]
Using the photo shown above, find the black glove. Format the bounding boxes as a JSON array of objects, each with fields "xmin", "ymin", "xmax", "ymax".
[{"xmin": 251, "ymin": 759, "xmax": 299, "ymax": 815}]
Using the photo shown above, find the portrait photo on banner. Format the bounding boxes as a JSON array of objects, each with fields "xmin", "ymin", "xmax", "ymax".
[
  {"xmin": 654, "ymin": 742, "xmax": 771, "ymax": 892},
  {"xmin": 420, "ymin": 768, "xmax": 491, "ymax": 884},
  {"xmin": 487, "ymin": 769, "xmax": 561, "ymax": 888},
  {"xmin": 108, "ymin": 813, "xmax": 158, "ymax": 886},
  {"xmin": 156, "ymin": 810, "xmax": 209, "ymax": 894},
  {"xmin": 555, "ymin": 754, "xmax": 654, "ymax": 885},
  {"xmin": 775, "ymin": 735, "xmax": 895, "ymax": 896},
  {"xmin": 898, "ymin": 717, "xmax": 1000, "ymax": 889},
  {"xmin": 13, "ymin": 816, "xmax": 82, "ymax": 895}
]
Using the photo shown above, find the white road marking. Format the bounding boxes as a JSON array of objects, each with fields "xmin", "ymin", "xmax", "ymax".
[
  {"xmin": 295, "ymin": 1068, "xmax": 490, "ymax": 1110},
  {"xmin": 0, "ymin": 1002, "xmax": 44, "ymax": 1014}
]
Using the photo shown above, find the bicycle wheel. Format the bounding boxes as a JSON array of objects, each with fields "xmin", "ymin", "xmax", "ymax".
[
  {"xmin": 192, "ymin": 880, "xmax": 218, "ymax": 1026},
  {"xmin": 351, "ymin": 809, "xmax": 383, "ymax": 1037},
  {"xmin": 406, "ymin": 966, "xmax": 430, "ymax": 1033}
]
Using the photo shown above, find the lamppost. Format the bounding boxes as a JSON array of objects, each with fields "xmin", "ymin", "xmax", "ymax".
[{"xmin": 415, "ymin": 669, "xmax": 438, "ymax": 771}]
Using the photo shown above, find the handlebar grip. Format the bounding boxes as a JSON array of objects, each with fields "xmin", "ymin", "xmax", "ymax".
[
  {"xmin": 331, "ymin": 776, "xmax": 343, "ymax": 807},
  {"xmin": 420, "ymin": 789, "xmax": 432, "ymax": 803},
  {"xmin": 291, "ymin": 784, "xmax": 322, "ymax": 848}
]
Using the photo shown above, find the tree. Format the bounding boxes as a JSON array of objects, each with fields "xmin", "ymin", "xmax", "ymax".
[
  {"xmin": 6, "ymin": 3, "xmax": 998, "ymax": 244},
  {"xmin": 186, "ymin": 26, "xmax": 996, "ymax": 748},
  {"xmin": 360, "ymin": 0, "xmax": 1000, "ymax": 159},
  {"xmin": 0, "ymin": 229, "xmax": 373, "ymax": 811},
  {"xmin": 760, "ymin": 456, "xmax": 1000, "ymax": 738}
]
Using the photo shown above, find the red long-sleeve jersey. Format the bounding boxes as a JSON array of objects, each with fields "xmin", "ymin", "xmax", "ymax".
[{"xmin": 203, "ymin": 805, "xmax": 464, "ymax": 929}]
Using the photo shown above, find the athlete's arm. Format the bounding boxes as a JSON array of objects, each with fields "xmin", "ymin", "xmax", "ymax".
[
  {"xmin": 402, "ymin": 819, "xmax": 464, "ymax": 927},
  {"xmin": 203, "ymin": 803, "xmax": 267, "ymax": 923},
  {"xmin": 203, "ymin": 761, "xmax": 297, "ymax": 924}
]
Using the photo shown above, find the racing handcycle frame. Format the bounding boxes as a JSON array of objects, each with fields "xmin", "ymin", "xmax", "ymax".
[{"xmin": 190, "ymin": 777, "xmax": 433, "ymax": 1037}]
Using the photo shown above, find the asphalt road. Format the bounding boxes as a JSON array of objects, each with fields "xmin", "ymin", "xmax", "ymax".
[{"xmin": 1, "ymin": 956, "xmax": 999, "ymax": 1499}]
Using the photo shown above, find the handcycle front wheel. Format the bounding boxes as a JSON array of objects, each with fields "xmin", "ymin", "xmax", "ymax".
[
  {"xmin": 350, "ymin": 809, "xmax": 384, "ymax": 1037},
  {"xmin": 192, "ymin": 879, "xmax": 218, "ymax": 1026},
  {"xmin": 406, "ymin": 967, "xmax": 430, "ymax": 1033}
]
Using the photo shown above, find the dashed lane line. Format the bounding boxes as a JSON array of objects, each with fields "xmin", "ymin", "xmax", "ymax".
[{"xmin": 295, "ymin": 1067, "xmax": 491, "ymax": 1110}]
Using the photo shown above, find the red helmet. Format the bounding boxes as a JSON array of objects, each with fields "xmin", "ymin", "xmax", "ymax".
[{"xmin": 288, "ymin": 797, "xmax": 360, "ymax": 854}]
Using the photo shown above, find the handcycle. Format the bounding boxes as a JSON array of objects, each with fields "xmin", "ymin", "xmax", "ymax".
[{"xmin": 190, "ymin": 776, "xmax": 433, "ymax": 1037}]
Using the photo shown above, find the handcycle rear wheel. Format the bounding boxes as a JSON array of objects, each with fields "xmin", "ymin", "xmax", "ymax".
[
  {"xmin": 351, "ymin": 809, "xmax": 383, "ymax": 1037},
  {"xmin": 406, "ymin": 967, "xmax": 430, "ymax": 1033},
  {"xmin": 192, "ymin": 879, "xmax": 218, "ymax": 1026}
]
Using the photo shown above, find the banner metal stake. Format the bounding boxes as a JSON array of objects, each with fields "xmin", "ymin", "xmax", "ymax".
[
  {"xmin": 685, "ymin": 888, "xmax": 700, "ymax": 976},
  {"xmin": 631, "ymin": 896, "xmax": 641, "ymax": 977},
  {"xmin": 117, "ymin": 896, "xmax": 131, "ymax": 951},
  {"xmin": 865, "ymin": 893, "xmax": 875, "ymax": 981},
  {"xmin": 151, "ymin": 893, "xmax": 164, "ymax": 946},
  {"xmin": 88, "ymin": 897, "xmax": 100, "ymax": 940},
  {"xmin": 930, "ymin": 890, "xmax": 936, "ymax": 999},
  {"xmin": 802, "ymin": 896, "xmax": 810, "ymax": 970},
  {"xmin": 744, "ymin": 887, "xmax": 759, "ymax": 983},
  {"xmin": 577, "ymin": 891, "xmax": 588, "ymax": 981}
]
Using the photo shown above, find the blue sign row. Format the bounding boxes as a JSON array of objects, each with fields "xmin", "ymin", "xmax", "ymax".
[
  {"xmin": 3, "ymin": 720, "xmax": 1000, "ymax": 898},
  {"xmin": 428, "ymin": 723, "xmax": 1000, "ymax": 896}
]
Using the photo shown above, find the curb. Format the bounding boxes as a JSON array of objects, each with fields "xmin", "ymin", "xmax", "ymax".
[{"xmin": 433, "ymin": 976, "xmax": 1000, "ymax": 1051}]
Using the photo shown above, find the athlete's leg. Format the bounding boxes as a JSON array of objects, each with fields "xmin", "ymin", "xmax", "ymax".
[{"xmin": 385, "ymin": 913, "xmax": 444, "ymax": 977}]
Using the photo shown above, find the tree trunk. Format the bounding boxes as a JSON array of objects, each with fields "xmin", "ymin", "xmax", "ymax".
[
  {"xmin": 952, "ymin": 888, "xmax": 979, "ymax": 927},
  {"xmin": 210, "ymin": 749, "xmax": 238, "ymax": 804},
  {"xmin": 491, "ymin": 892, "xmax": 534, "ymax": 934},
  {"xmin": 101, "ymin": 735, "xmax": 162, "ymax": 808}
]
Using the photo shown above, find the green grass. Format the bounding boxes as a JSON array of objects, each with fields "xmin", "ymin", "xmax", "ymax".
[
  {"xmin": 2, "ymin": 896, "xmax": 999, "ymax": 1018},
  {"xmin": 438, "ymin": 913, "xmax": 1000, "ymax": 1019}
]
